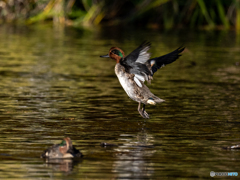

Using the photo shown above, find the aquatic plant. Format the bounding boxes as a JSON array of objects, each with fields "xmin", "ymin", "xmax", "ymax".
[{"xmin": 0, "ymin": 0, "xmax": 239, "ymax": 30}]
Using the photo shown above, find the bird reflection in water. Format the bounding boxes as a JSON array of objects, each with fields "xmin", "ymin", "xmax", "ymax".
[{"xmin": 102, "ymin": 125, "xmax": 156, "ymax": 179}]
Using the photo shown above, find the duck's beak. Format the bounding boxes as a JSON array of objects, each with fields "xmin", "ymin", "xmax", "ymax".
[{"xmin": 100, "ymin": 54, "xmax": 109, "ymax": 58}]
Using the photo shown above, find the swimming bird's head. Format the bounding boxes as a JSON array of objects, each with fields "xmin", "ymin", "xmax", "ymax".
[{"xmin": 59, "ymin": 137, "xmax": 72, "ymax": 154}]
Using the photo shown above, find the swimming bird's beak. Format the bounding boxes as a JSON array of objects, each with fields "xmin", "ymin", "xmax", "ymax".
[{"xmin": 100, "ymin": 54, "xmax": 109, "ymax": 58}]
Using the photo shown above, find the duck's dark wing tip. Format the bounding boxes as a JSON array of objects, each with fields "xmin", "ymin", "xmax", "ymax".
[
  {"xmin": 177, "ymin": 46, "xmax": 185, "ymax": 53},
  {"xmin": 141, "ymin": 41, "xmax": 151, "ymax": 47},
  {"xmin": 150, "ymin": 46, "xmax": 185, "ymax": 74}
]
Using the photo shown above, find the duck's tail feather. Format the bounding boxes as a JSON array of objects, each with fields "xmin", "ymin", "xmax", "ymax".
[{"xmin": 147, "ymin": 96, "xmax": 165, "ymax": 105}]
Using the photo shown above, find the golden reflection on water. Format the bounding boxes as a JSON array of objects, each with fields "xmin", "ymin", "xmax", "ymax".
[{"xmin": 0, "ymin": 25, "xmax": 240, "ymax": 179}]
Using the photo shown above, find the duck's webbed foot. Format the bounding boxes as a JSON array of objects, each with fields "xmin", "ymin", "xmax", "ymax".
[
  {"xmin": 138, "ymin": 102, "xmax": 149, "ymax": 119},
  {"xmin": 142, "ymin": 104, "xmax": 149, "ymax": 118}
]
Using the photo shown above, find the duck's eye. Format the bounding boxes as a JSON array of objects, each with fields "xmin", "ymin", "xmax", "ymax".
[
  {"xmin": 111, "ymin": 49, "xmax": 123, "ymax": 58},
  {"xmin": 59, "ymin": 140, "xmax": 66, "ymax": 146}
]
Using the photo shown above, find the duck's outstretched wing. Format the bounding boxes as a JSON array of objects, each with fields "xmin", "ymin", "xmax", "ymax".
[
  {"xmin": 148, "ymin": 46, "xmax": 185, "ymax": 74},
  {"xmin": 123, "ymin": 41, "xmax": 151, "ymax": 65},
  {"xmin": 120, "ymin": 41, "xmax": 153, "ymax": 87},
  {"xmin": 121, "ymin": 43, "xmax": 184, "ymax": 88}
]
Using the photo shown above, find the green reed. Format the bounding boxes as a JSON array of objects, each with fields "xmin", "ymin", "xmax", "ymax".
[{"xmin": 0, "ymin": 0, "xmax": 240, "ymax": 30}]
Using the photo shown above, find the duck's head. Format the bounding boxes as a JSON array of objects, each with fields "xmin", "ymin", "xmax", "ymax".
[
  {"xmin": 100, "ymin": 47, "xmax": 125, "ymax": 63},
  {"xmin": 59, "ymin": 137, "xmax": 72, "ymax": 154}
]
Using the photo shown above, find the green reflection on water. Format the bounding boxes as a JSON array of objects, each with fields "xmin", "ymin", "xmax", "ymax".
[{"xmin": 0, "ymin": 24, "xmax": 239, "ymax": 179}]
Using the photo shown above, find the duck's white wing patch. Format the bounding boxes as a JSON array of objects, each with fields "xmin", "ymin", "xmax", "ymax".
[
  {"xmin": 134, "ymin": 76, "xmax": 142, "ymax": 87},
  {"xmin": 135, "ymin": 74, "xmax": 145, "ymax": 82},
  {"xmin": 135, "ymin": 46, "xmax": 151, "ymax": 64},
  {"xmin": 134, "ymin": 74, "xmax": 148, "ymax": 87}
]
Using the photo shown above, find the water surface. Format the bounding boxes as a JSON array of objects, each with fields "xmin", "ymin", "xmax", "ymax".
[{"xmin": 0, "ymin": 25, "xmax": 240, "ymax": 179}]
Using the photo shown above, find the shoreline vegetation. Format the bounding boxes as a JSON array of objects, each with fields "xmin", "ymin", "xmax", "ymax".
[{"xmin": 0, "ymin": 0, "xmax": 239, "ymax": 30}]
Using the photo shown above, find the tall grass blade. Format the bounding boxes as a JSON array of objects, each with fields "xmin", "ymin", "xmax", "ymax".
[
  {"xmin": 137, "ymin": 0, "xmax": 170, "ymax": 15},
  {"xmin": 197, "ymin": 0, "xmax": 215, "ymax": 28},
  {"xmin": 216, "ymin": 0, "xmax": 230, "ymax": 29},
  {"xmin": 236, "ymin": 0, "xmax": 240, "ymax": 30}
]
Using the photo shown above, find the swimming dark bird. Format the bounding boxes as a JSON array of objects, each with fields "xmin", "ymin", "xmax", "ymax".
[{"xmin": 41, "ymin": 137, "xmax": 83, "ymax": 158}]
